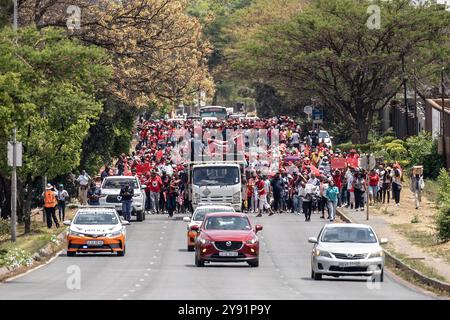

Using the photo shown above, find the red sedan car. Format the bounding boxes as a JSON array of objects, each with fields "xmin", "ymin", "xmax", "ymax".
[{"xmin": 192, "ymin": 212, "xmax": 263, "ymax": 267}]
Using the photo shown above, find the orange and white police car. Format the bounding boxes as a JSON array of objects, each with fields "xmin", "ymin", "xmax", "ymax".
[{"xmin": 64, "ymin": 206, "xmax": 129, "ymax": 256}]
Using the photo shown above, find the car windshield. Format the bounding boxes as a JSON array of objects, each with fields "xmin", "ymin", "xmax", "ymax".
[
  {"xmin": 74, "ymin": 212, "xmax": 119, "ymax": 225},
  {"xmin": 193, "ymin": 166, "xmax": 240, "ymax": 186},
  {"xmin": 204, "ymin": 216, "xmax": 251, "ymax": 231},
  {"xmin": 321, "ymin": 227, "xmax": 377, "ymax": 243},
  {"xmin": 103, "ymin": 179, "xmax": 138, "ymax": 189},
  {"xmin": 193, "ymin": 207, "xmax": 235, "ymax": 221},
  {"xmin": 319, "ymin": 132, "xmax": 329, "ymax": 139}
]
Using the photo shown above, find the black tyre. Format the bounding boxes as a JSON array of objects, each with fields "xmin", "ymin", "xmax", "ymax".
[
  {"xmin": 67, "ymin": 251, "xmax": 76, "ymax": 257},
  {"xmin": 247, "ymin": 258, "xmax": 259, "ymax": 267},
  {"xmin": 187, "ymin": 245, "xmax": 195, "ymax": 252},
  {"xmin": 379, "ymin": 269, "xmax": 384, "ymax": 282},
  {"xmin": 136, "ymin": 210, "xmax": 144, "ymax": 222},
  {"xmin": 313, "ymin": 271, "xmax": 322, "ymax": 280},
  {"xmin": 195, "ymin": 252, "xmax": 204, "ymax": 267}
]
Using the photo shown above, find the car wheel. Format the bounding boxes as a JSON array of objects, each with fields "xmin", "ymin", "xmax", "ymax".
[
  {"xmin": 195, "ymin": 252, "xmax": 204, "ymax": 267},
  {"xmin": 247, "ymin": 258, "xmax": 259, "ymax": 267},
  {"xmin": 67, "ymin": 251, "xmax": 76, "ymax": 257},
  {"xmin": 313, "ymin": 272, "xmax": 322, "ymax": 280},
  {"xmin": 117, "ymin": 246, "xmax": 126, "ymax": 257},
  {"xmin": 187, "ymin": 245, "xmax": 195, "ymax": 252},
  {"xmin": 379, "ymin": 269, "xmax": 384, "ymax": 282},
  {"xmin": 136, "ymin": 210, "xmax": 144, "ymax": 222}
]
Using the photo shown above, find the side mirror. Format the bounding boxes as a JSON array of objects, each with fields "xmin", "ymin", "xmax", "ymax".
[
  {"xmin": 63, "ymin": 220, "xmax": 71, "ymax": 226},
  {"xmin": 191, "ymin": 225, "xmax": 199, "ymax": 231},
  {"xmin": 308, "ymin": 237, "xmax": 318, "ymax": 243},
  {"xmin": 255, "ymin": 224, "xmax": 263, "ymax": 233},
  {"xmin": 329, "ymin": 136, "xmax": 334, "ymax": 140},
  {"xmin": 379, "ymin": 238, "xmax": 388, "ymax": 245},
  {"xmin": 183, "ymin": 217, "xmax": 191, "ymax": 223},
  {"xmin": 141, "ymin": 185, "xmax": 147, "ymax": 190}
]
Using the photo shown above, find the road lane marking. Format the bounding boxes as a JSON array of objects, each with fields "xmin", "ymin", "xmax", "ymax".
[
  {"xmin": 135, "ymin": 284, "xmax": 141, "ymax": 287},
  {"xmin": 139, "ymin": 279, "xmax": 145, "ymax": 282},
  {"xmin": 144, "ymin": 273, "xmax": 149, "ymax": 276}
]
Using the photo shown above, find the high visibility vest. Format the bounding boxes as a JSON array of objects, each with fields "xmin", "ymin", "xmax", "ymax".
[{"xmin": 44, "ymin": 191, "xmax": 57, "ymax": 208}]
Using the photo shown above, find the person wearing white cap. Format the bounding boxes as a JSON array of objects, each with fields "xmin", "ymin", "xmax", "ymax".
[{"xmin": 42, "ymin": 184, "xmax": 60, "ymax": 228}]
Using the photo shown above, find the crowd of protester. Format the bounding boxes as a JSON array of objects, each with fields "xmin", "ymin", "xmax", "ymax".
[{"xmin": 87, "ymin": 115, "xmax": 413, "ymax": 221}]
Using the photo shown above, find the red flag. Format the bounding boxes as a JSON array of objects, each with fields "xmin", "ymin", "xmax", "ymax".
[
  {"xmin": 310, "ymin": 165, "xmax": 320, "ymax": 176},
  {"xmin": 331, "ymin": 158, "xmax": 347, "ymax": 169}
]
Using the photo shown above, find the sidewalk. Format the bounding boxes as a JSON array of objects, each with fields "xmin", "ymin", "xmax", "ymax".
[{"xmin": 339, "ymin": 200, "xmax": 450, "ymax": 283}]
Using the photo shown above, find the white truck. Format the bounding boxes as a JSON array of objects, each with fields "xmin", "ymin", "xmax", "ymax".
[{"xmin": 186, "ymin": 154, "xmax": 246, "ymax": 212}]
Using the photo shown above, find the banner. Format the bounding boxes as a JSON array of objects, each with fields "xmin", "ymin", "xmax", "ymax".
[
  {"xmin": 346, "ymin": 157, "xmax": 359, "ymax": 168},
  {"xmin": 331, "ymin": 158, "xmax": 346, "ymax": 169}
]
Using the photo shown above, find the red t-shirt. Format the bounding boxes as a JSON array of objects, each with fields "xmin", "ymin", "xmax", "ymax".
[
  {"xmin": 147, "ymin": 176, "xmax": 163, "ymax": 193},
  {"xmin": 257, "ymin": 180, "xmax": 266, "ymax": 196},
  {"xmin": 369, "ymin": 174, "xmax": 379, "ymax": 187}
]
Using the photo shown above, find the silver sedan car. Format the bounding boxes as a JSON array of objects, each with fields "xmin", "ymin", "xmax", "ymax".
[{"xmin": 309, "ymin": 223, "xmax": 388, "ymax": 281}]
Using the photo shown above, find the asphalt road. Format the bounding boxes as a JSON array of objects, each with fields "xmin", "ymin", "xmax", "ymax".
[{"xmin": 0, "ymin": 212, "xmax": 436, "ymax": 300}]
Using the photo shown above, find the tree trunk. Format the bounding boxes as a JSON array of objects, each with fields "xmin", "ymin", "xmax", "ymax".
[
  {"xmin": 351, "ymin": 109, "xmax": 374, "ymax": 144},
  {"xmin": 17, "ymin": 178, "xmax": 24, "ymax": 224},
  {"xmin": 0, "ymin": 173, "xmax": 11, "ymax": 219},
  {"xmin": 24, "ymin": 175, "xmax": 33, "ymax": 234}
]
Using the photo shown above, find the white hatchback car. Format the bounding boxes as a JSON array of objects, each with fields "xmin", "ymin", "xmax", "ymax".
[{"xmin": 308, "ymin": 223, "xmax": 388, "ymax": 281}]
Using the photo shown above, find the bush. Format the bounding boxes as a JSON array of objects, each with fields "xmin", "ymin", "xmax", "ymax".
[
  {"xmin": 0, "ymin": 218, "xmax": 9, "ymax": 236},
  {"xmin": 0, "ymin": 248, "xmax": 33, "ymax": 270},
  {"xmin": 405, "ymin": 132, "xmax": 445, "ymax": 179},
  {"xmin": 436, "ymin": 168, "xmax": 450, "ymax": 205},
  {"xmin": 436, "ymin": 204, "xmax": 450, "ymax": 241}
]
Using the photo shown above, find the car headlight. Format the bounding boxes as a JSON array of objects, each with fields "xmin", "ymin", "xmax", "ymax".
[
  {"xmin": 368, "ymin": 251, "xmax": 384, "ymax": 258},
  {"xmin": 233, "ymin": 191, "xmax": 241, "ymax": 203},
  {"xmin": 106, "ymin": 229, "xmax": 123, "ymax": 237},
  {"xmin": 69, "ymin": 230, "xmax": 85, "ymax": 237},
  {"xmin": 246, "ymin": 237, "xmax": 258, "ymax": 245},
  {"xmin": 314, "ymin": 249, "xmax": 332, "ymax": 258},
  {"xmin": 199, "ymin": 238, "xmax": 212, "ymax": 245}
]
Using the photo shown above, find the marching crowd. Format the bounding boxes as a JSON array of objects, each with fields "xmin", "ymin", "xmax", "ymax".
[
  {"xmin": 90, "ymin": 116, "xmax": 424, "ymax": 221},
  {"xmin": 38, "ymin": 115, "xmax": 424, "ymax": 228}
]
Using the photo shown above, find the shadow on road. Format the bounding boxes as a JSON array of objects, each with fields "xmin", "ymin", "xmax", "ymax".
[{"xmin": 184, "ymin": 264, "xmax": 251, "ymax": 268}]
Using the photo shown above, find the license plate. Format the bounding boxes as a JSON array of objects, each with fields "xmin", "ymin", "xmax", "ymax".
[
  {"xmin": 219, "ymin": 251, "xmax": 238, "ymax": 257},
  {"xmin": 339, "ymin": 261, "xmax": 361, "ymax": 267},
  {"xmin": 87, "ymin": 240, "xmax": 104, "ymax": 246}
]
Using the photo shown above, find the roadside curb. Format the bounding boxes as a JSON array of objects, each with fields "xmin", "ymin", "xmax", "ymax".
[
  {"xmin": 336, "ymin": 208, "xmax": 450, "ymax": 295},
  {"xmin": 0, "ymin": 229, "xmax": 67, "ymax": 282}
]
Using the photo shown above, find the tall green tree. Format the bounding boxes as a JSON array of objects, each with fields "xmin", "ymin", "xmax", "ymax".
[
  {"xmin": 0, "ymin": 26, "xmax": 111, "ymax": 232},
  {"xmin": 229, "ymin": 0, "xmax": 450, "ymax": 142}
]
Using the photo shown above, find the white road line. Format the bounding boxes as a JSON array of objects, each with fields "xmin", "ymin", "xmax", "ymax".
[
  {"xmin": 123, "ymin": 294, "xmax": 129, "ymax": 297},
  {"xmin": 129, "ymin": 289, "xmax": 135, "ymax": 293},
  {"xmin": 153, "ymin": 256, "xmax": 158, "ymax": 259},
  {"xmin": 135, "ymin": 284, "xmax": 141, "ymax": 287},
  {"xmin": 146, "ymin": 268, "xmax": 152, "ymax": 271},
  {"xmin": 144, "ymin": 273, "xmax": 149, "ymax": 276},
  {"xmin": 139, "ymin": 279, "xmax": 145, "ymax": 282},
  {"xmin": 149, "ymin": 262, "xmax": 154, "ymax": 265}
]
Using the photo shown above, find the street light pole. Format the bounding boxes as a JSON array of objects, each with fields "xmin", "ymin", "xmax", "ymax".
[
  {"xmin": 442, "ymin": 66, "xmax": 447, "ymax": 168},
  {"xmin": 11, "ymin": 129, "xmax": 17, "ymax": 242}
]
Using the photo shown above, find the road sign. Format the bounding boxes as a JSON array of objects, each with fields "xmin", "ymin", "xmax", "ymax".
[
  {"xmin": 359, "ymin": 155, "xmax": 376, "ymax": 171},
  {"xmin": 304, "ymin": 106, "xmax": 313, "ymax": 115},
  {"xmin": 7, "ymin": 141, "xmax": 22, "ymax": 167},
  {"xmin": 312, "ymin": 119, "xmax": 323, "ymax": 124},
  {"xmin": 312, "ymin": 109, "xmax": 323, "ymax": 120}
]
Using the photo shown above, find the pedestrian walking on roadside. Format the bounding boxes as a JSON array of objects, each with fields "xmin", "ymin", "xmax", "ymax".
[
  {"xmin": 300, "ymin": 183, "xmax": 314, "ymax": 221},
  {"xmin": 326, "ymin": 180, "xmax": 339, "ymax": 222},
  {"xmin": 120, "ymin": 181, "xmax": 134, "ymax": 221},
  {"xmin": 353, "ymin": 171, "xmax": 366, "ymax": 211},
  {"xmin": 256, "ymin": 175, "xmax": 274, "ymax": 217},
  {"xmin": 381, "ymin": 167, "xmax": 392, "ymax": 204},
  {"xmin": 410, "ymin": 167, "xmax": 425, "ymax": 209},
  {"xmin": 42, "ymin": 184, "xmax": 60, "ymax": 229},
  {"xmin": 56, "ymin": 184, "xmax": 69, "ymax": 221},
  {"xmin": 368, "ymin": 169, "xmax": 379, "ymax": 206},
  {"xmin": 391, "ymin": 165, "xmax": 403, "ymax": 206},
  {"xmin": 147, "ymin": 170, "xmax": 162, "ymax": 214},
  {"xmin": 76, "ymin": 170, "xmax": 91, "ymax": 205}
]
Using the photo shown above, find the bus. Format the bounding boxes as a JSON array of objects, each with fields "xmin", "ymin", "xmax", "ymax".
[{"xmin": 199, "ymin": 106, "xmax": 227, "ymax": 120}]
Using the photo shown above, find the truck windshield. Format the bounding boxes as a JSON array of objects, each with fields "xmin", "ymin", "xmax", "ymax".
[{"xmin": 193, "ymin": 167, "xmax": 240, "ymax": 186}]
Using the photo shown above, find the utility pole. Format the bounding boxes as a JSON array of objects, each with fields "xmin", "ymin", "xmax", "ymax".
[
  {"xmin": 13, "ymin": 0, "xmax": 18, "ymax": 32},
  {"xmin": 366, "ymin": 155, "xmax": 370, "ymax": 221},
  {"xmin": 11, "ymin": 129, "xmax": 18, "ymax": 242},
  {"xmin": 442, "ymin": 66, "xmax": 447, "ymax": 168},
  {"xmin": 413, "ymin": 59, "xmax": 418, "ymax": 134},
  {"xmin": 402, "ymin": 56, "xmax": 409, "ymax": 137}
]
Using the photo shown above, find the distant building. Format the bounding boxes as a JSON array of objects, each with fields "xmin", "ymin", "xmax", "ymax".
[{"xmin": 425, "ymin": 98, "xmax": 450, "ymax": 168}]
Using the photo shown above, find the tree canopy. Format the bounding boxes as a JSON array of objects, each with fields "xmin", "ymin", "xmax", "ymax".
[{"xmin": 227, "ymin": 0, "xmax": 450, "ymax": 142}]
